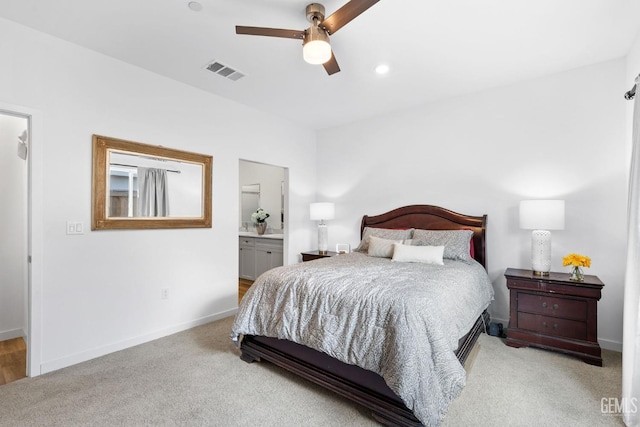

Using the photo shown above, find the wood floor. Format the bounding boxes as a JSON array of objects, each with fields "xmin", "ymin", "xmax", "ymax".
[
  {"xmin": 0, "ymin": 337, "xmax": 26, "ymax": 386},
  {"xmin": 239, "ymin": 278, "xmax": 254, "ymax": 303}
]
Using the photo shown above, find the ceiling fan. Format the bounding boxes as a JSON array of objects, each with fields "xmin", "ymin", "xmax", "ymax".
[{"xmin": 236, "ymin": 0, "xmax": 380, "ymax": 75}]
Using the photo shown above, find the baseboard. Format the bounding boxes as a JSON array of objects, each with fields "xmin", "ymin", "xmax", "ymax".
[
  {"xmin": 0, "ymin": 328, "xmax": 25, "ymax": 342},
  {"xmin": 40, "ymin": 308, "xmax": 238, "ymax": 374},
  {"xmin": 599, "ymin": 338, "xmax": 622, "ymax": 352}
]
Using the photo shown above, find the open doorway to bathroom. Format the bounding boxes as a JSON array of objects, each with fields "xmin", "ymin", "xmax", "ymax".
[
  {"xmin": 0, "ymin": 112, "xmax": 28, "ymax": 385},
  {"xmin": 238, "ymin": 159, "xmax": 288, "ymax": 302}
]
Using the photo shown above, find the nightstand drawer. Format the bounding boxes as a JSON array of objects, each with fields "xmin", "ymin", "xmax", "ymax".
[
  {"xmin": 518, "ymin": 293, "xmax": 587, "ymax": 321},
  {"xmin": 517, "ymin": 312, "xmax": 587, "ymax": 340}
]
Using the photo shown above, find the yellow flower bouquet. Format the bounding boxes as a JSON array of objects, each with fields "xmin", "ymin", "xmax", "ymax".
[{"xmin": 562, "ymin": 253, "xmax": 591, "ymax": 281}]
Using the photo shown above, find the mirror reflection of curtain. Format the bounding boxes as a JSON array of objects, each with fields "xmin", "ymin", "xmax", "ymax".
[{"xmin": 138, "ymin": 167, "xmax": 169, "ymax": 217}]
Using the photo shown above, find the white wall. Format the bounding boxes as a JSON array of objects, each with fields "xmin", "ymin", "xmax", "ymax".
[
  {"xmin": 0, "ymin": 114, "xmax": 28, "ymax": 341},
  {"xmin": 317, "ymin": 59, "xmax": 628, "ymax": 350},
  {"xmin": 0, "ymin": 17, "xmax": 316, "ymax": 373}
]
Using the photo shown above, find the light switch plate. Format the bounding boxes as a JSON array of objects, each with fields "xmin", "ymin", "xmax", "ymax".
[{"xmin": 66, "ymin": 221, "xmax": 84, "ymax": 235}]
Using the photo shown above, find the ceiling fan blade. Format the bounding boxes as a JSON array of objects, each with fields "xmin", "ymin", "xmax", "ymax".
[
  {"xmin": 236, "ymin": 26, "xmax": 305, "ymax": 40},
  {"xmin": 321, "ymin": 0, "xmax": 380, "ymax": 35},
  {"xmin": 323, "ymin": 52, "xmax": 341, "ymax": 75}
]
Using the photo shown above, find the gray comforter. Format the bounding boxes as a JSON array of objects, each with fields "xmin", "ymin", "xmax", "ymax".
[{"xmin": 230, "ymin": 252, "xmax": 494, "ymax": 426}]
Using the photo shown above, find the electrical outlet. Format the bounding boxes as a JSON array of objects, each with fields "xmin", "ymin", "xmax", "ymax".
[{"xmin": 161, "ymin": 288, "xmax": 169, "ymax": 300}]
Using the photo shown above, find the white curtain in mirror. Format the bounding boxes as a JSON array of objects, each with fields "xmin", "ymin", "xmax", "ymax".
[{"xmin": 138, "ymin": 167, "xmax": 169, "ymax": 217}]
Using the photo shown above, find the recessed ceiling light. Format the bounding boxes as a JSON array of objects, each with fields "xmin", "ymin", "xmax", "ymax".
[
  {"xmin": 375, "ymin": 64, "xmax": 389, "ymax": 75},
  {"xmin": 188, "ymin": 1, "xmax": 203, "ymax": 12}
]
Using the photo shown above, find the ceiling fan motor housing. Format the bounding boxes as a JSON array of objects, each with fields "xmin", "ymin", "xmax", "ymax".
[
  {"xmin": 306, "ymin": 3, "xmax": 326, "ymax": 23},
  {"xmin": 302, "ymin": 3, "xmax": 331, "ymax": 65}
]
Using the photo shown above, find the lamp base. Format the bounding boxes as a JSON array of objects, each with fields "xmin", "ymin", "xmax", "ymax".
[
  {"xmin": 317, "ymin": 222, "xmax": 328, "ymax": 253},
  {"xmin": 530, "ymin": 229, "xmax": 552, "ymax": 275}
]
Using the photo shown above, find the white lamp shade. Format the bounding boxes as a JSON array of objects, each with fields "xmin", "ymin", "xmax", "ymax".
[
  {"xmin": 310, "ymin": 202, "xmax": 335, "ymax": 221},
  {"xmin": 519, "ymin": 200, "xmax": 565, "ymax": 230}
]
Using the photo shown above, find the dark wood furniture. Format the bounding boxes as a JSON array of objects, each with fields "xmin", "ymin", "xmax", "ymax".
[
  {"xmin": 240, "ymin": 205, "xmax": 489, "ymax": 426},
  {"xmin": 505, "ymin": 268, "xmax": 604, "ymax": 366},
  {"xmin": 301, "ymin": 250, "xmax": 338, "ymax": 262}
]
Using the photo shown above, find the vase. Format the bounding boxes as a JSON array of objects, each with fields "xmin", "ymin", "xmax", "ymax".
[
  {"xmin": 569, "ymin": 266, "xmax": 584, "ymax": 282},
  {"xmin": 255, "ymin": 222, "xmax": 267, "ymax": 235}
]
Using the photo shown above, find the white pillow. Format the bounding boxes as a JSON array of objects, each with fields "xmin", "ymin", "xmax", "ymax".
[
  {"xmin": 368, "ymin": 235, "xmax": 403, "ymax": 258},
  {"xmin": 391, "ymin": 243, "xmax": 445, "ymax": 265}
]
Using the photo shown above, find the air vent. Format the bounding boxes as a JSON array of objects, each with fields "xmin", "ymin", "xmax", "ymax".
[{"xmin": 205, "ymin": 61, "xmax": 245, "ymax": 81}]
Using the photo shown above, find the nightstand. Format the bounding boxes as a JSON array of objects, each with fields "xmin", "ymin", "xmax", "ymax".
[
  {"xmin": 301, "ymin": 250, "xmax": 338, "ymax": 262},
  {"xmin": 505, "ymin": 268, "xmax": 604, "ymax": 366}
]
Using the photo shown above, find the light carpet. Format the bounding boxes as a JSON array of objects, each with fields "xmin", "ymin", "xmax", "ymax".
[{"xmin": 0, "ymin": 316, "xmax": 624, "ymax": 426}]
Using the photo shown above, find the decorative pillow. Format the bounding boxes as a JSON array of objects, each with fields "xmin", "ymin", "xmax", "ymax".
[
  {"xmin": 355, "ymin": 227, "xmax": 413, "ymax": 252},
  {"xmin": 411, "ymin": 229, "xmax": 474, "ymax": 262},
  {"xmin": 368, "ymin": 235, "xmax": 403, "ymax": 258},
  {"xmin": 391, "ymin": 243, "xmax": 445, "ymax": 264}
]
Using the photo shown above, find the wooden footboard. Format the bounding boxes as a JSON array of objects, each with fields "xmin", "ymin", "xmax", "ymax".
[{"xmin": 240, "ymin": 310, "xmax": 490, "ymax": 426}]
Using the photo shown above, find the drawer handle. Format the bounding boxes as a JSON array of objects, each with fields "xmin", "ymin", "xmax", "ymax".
[
  {"xmin": 542, "ymin": 321, "xmax": 558, "ymax": 329},
  {"xmin": 267, "ymin": 251, "xmax": 272, "ymax": 254},
  {"xmin": 542, "ymin": 302, "xmax": 547, "ymax": 308},
  {"xmin": 553, "ymin": 303, "xmax": 559, "ymax": 310}
]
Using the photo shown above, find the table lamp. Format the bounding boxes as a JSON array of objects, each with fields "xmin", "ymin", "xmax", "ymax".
[
  {"xmin": 310, "ymin": 202, "xmax": 335, "ymax": 254},
  {"xmin": 519, "ymin": 200, "xmax": 565, "ymax": 275}
]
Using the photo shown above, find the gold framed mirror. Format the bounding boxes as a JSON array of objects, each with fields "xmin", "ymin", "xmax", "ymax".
[{"xmin": 92, "ymin": 134, "xmax": 212, "ymax": 230}]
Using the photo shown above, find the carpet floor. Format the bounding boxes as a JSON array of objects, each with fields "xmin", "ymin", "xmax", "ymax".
[{"xmin": 0, "ymin": 316, "xmax": 624, "ymax": 426}]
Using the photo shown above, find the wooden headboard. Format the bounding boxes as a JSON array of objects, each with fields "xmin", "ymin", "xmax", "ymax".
[{"xmin": 361, "ymin": 205, "xmax": 488, "ymax": 268}]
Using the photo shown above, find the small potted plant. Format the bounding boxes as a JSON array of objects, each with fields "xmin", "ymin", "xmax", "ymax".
[
  {"xmin": 562, "ymin": 253, "xmax": 591, "ymax": 282},
  {"xmin": 251, "ymin": 208, "xmax": 270, "ymax": 235}
]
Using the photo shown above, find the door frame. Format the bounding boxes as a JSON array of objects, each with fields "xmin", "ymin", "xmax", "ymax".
[
  {"xmin": 0, "ymin": 102, "xmax": 43, "ymax": 377},
  {"xmin": 239, "ymin": 159, "xmax": 289, "ymax": 266}
]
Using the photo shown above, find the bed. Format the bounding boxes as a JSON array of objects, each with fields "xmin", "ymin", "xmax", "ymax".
[{"xmin": 231, "ymin": 205, "xmax": 494, "ymax": 426}]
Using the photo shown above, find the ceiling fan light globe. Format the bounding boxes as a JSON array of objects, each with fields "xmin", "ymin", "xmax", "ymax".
[{"xmin": 303, "ymin": 40, "xmax": 332, "ymax": 64}]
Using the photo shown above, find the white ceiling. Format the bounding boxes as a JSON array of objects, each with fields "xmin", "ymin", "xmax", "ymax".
[{"xmin": 1, "ymin": 0, "xmax": 639, "ymax": 130}]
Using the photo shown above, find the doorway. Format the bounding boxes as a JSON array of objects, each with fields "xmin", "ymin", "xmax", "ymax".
[
  {"xmin": 238, "ymin": 159, "xmax": 288, "ymax": 302},
  {"xmin": 0, "ymin": 102, "xmax": 43, "ymax": 379},
  {"xmin": 0, "ymin": 112, "xmax": 28, "ymax": 384}
]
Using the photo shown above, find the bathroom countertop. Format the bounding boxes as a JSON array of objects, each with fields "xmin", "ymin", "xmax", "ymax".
[{"xmin": 239, "ymin": 231, "xmax": 284, "ymax": 240}]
